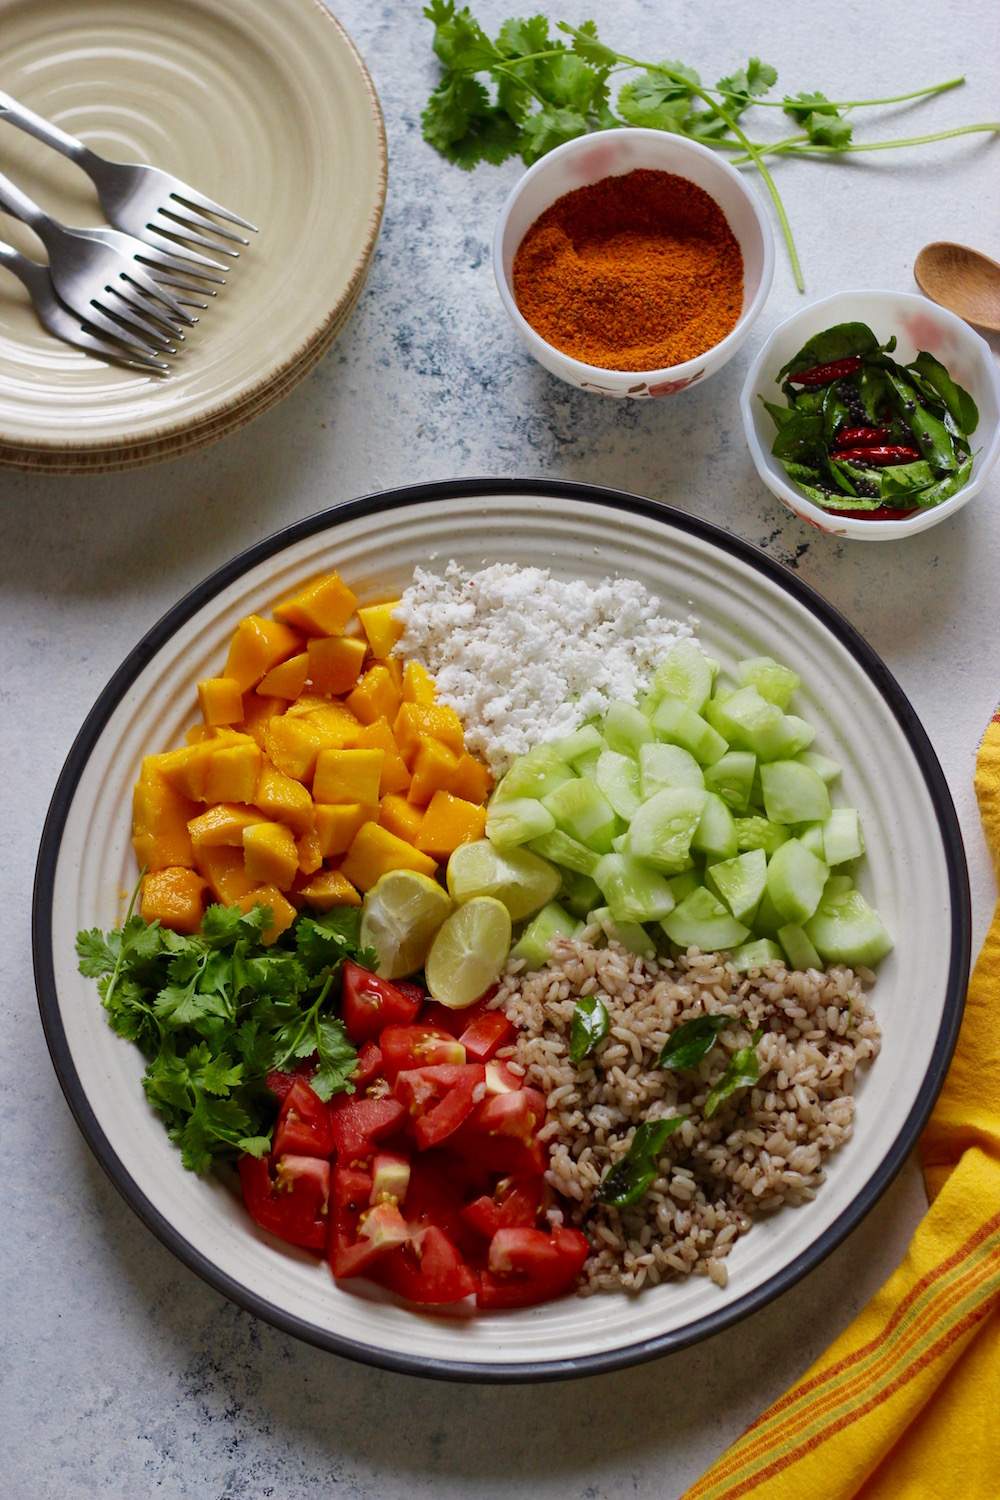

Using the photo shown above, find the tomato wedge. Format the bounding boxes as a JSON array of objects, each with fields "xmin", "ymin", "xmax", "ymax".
[
  {"xmin": 477, "ymin": 1226, "xmax": 590, "ymax": 1309},
  {"xmin": 459, "ymin": 1010, "xmax": 514, "ymax": 1062},
  {"xmin": 375, "ymin": 1226, "xmax": 477, "ymax": 1305},
  {"xmin": 394, "ymin": 1063, "xmax": 485, "ymax": 1150},
  {"xmin": 265, "ymin": 1057, "xmax": 317, "ymax": 1100},
  {"xmin": 352, "ymin": 1040, "xmax": 383, "ymax": 1088},
  {"xmin": 329, "ymin": 1093, "xmax": 406, "ymax": 1161},
  {"xmin": 239, "ymin": 1153, "xmax": 329, "ymax": 1251},
  {"xmin": 272, "ymin": 1077, "xmax": 333, "ymax": 1158},
  {"xmin": 340, "ymin": 961, "xmax": 421, "ymax": 1043},
  {"xmin": 329, "ymin": 1164, "xmax": 411, "ymax": 1278},
  {"xmin": 380, "ymin": 1024, "xmax": 466, "ymax": 1080},
  {"xmin": 453, "ymin": 1086, "xmax": 548, "ymax": 1175},
  {"xmin": 461, "ymin": 1177, "xmax": 543, "ymax": 1239}
]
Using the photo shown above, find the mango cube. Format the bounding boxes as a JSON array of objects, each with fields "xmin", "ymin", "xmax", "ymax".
[
  {"xmin": 402, "ymin": 660, "xmax": 436, "ymax": 705},
  {"xmin": 307, "ymin": 634, "xmax": 367, "ymax": 696},
  {"xmin": 264, "ymin": 715, "xmax": 325, "ymax": 783},
  {"xmin": 195, "ymin": 844, "xmax": 255, "ymax": 905},
  {"xmin": 255, "ymin": 763, "xmax": 315, "ymax": 835},
  {"xmin": 274, "ymin": 572, "xmax": 358, "ymax": 636},
  {"xmin": 415, "ymin": 791, "xmax": 486, "ymax": 858},
  {"xmin": 347, "ymin": 664, "xmax": 402, "ymax": 726},
  {"xmin": 243, "ymin": 821, "xmax": 299, "ymax": 890},
  {"xmin": 140, "ymin": 867, "xmax": 207, "ymax": 934},
  {"xmin": 340, "ymin": 822, "xmax": 437, "ymax": 890},
  {"xmin": 314, "ymin": 802, "xmax": 370, "ymax": 858},
  {"xmin": 239, "ymin": 692, "xmax": 284, "ymax": 748},
  {"xmin": 357, "ymin": 601, "xmax": 403, "ymax": 660},
  {"xmin": 349, "ymin": 718, "xmax": 410, "ymax": 795},
  {"xmin": 238, "ymin": 885, "xmax": 298, "ymax": 944},
  {"xmin": 296, "ymin": 869, "xmax": 361, "ymax": 910},
  {"xmin": 225, "ymin": 614, "xmax": 301, "ymax": 692},
  {"xmin": 197, "ymin": 676, "xmax": 244, "ymax": 726},
  {"xmin": 303, "ymin": 702, "xmax": 362, "ymax": 746},
  {"xmin": 394, "ymin": 702, "xmax": 465, "ymax": 764},
  {"xmin": 379, "ymin": 794, "xmax": 424, "ymax": 844},
  {"xmin": 449, "ymin": 753, "xmax": 492, "ymax": 805},
  {"xmin": 203, "ymin": 740, "xmax": 262, "ymax": 804},
  {"xmin": 257, "ymin": 652, "xmax": 310, "ymax": 699},
  {"xmin": 132, "ymin": 765, "xmax": 197, "ymax": 870},
  {"xmin": 187, "ymin": 803, "xmax": 262, "ymax": 848},
  {"xmin": 407, "ymin": 738, "xmax": 460, "ymax": 807},
  {"xmin": 154, "ymin": 743, "xmax": 216, "ymax": 801},
  {"xmin": 297, "ymin": 828, "xmax": 323, "ymax": 875},
  {"xmin": 313, "ymin": 747, "xmax": 384, "ymax": 807}
]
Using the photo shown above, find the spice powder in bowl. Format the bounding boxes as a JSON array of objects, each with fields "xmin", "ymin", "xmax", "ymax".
[{"xmin": 512, "ymin": 169, "xmax": 743, "ymax": 373}]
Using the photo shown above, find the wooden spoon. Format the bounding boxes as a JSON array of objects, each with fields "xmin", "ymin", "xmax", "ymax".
[{"xmin": 914, "ymin": 241, "xmax": 1000, "ymax": 332}]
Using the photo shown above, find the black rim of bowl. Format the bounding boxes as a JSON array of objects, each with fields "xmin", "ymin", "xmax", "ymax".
[{"xmin": 32, "ymin": 477, "xmax": 971, "ymax": 1383}]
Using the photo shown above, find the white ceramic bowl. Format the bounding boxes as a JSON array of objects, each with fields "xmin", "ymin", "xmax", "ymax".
[
  {"xmin": 34, "ymin": 481, "xmax": 969, "ymax": 1381},
  {"xmin": 740, "ymin": 290, "xmax": 1000, "ymax": 541},
  {"xmin": 493, "ymin": 129, "xmax": 774, "ymax": 398}
]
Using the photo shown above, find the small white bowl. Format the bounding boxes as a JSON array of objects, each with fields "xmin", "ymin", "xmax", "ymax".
[
  {"xmin": 493, "ymin": 128, "xmax": 774, "ymax": 398},
  {"xmin": 740, "ymin": 290, "xmax": 1000, "ymax": 541}
]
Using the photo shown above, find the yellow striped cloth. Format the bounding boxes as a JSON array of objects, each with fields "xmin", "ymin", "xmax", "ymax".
[{"xmin": 685, "ymin": 715, "xmax": 1000, "ymax": 1500}]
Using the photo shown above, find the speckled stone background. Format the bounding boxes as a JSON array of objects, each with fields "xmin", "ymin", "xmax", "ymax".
[{"xmin": 5, "ymin": 2, "xmax": 999, "ymax": 1495}]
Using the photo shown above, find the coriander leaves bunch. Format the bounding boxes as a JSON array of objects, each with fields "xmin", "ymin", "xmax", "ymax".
[
  {"xmin": 76, "ymin": 898, "xmax": 372, "ymax": 1174},
  {"xmin": 421, "ymin": 3, "xmax": 999, "ymax": 290}
]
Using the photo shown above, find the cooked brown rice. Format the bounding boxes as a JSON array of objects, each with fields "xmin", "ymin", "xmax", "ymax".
[{"xmin": 491, "ymin": 930, "xmax": 880, "ymax": 1294}]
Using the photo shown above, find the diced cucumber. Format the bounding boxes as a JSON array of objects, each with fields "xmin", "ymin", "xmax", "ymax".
[
  {"xmin": 729, "ymin": 938, "xmax": 785, "ymax": 973},
  {"xmin": 591, "ymin": 906, "xmax": 657, "ymax": 959},
  {"xmin": 652, "ymin": 639, "xmax": 716, "ymax": 712},
  {"xmin": 709, "ymin": 686, "xmax": 784, "ymax": 756},
  {"xmin": 625, "ymin": 786, "xmax": 707, "ymax": 871},
  {"xmin": 797, "ymin": 823, "xmax": 827, "ymax": 859},
  {"xmin": 446, "ymin": 839, "xmax": 561, "ymax": 920},
  {"xmin": 765, "ymin": 838, "xmax": 829, "ymax": 925},
  {"xmin": 574, "ymin": 749, "xmax": 602, "ymax": 780},
  {"xmin": 595, "ymin": 853, "xmax": 676, "ymax": 923},
  {"xmin": 493, "ymin": 745, "xmax": 575, "ymax": 803},
  {"xmin": 760, "ymin": 761, "xmax": 831, "ymax": 825},
  {"xmin": 735, "ymin": 816, "xmax": 790, "ymax": 856},
  {"xmin": 510, "ymin": 902, "xmax": 577, "ymax": 969},
  {"xmin": 826, "ymin": 873, "xmax": 855, "ymax": 896},
  {"xmin": 777, "ymin": 923, "xmax": 823, "ymax": 972},
  {"xmin": 639, "ymin": 742, "xmax": 705, "ymax": 797},
  {"xmin": 736, "ymin": 655, "xmax": 800, "ymax": 710},
  {"xmin": 486, "ymin": 797, "xmax": 555, "ymax": 850},
  {"xmin": 529, "ymin": 829, "xmax": 601, "ymax": 877},
  {"xmin": 595, "ymin": 750, "xmax": 642, "ymax": 820},
  {"xmin": 797, "ymin": 749, "xmax": 842, "ymax": 785},
  {"xmin": 704, "ymin": 750, "xmax": 757, "ymax": 812},
  {"xmin": 706, "ymin": 848, "xmax": 766, "ymax": 924},
  {"xmin": 753, "ymin": 886, "xmax": 784, "ymax": 937},
  {"xmin": 559, "ymin": 868, "xmax": 602, "ymax": 919},
  {"xmin": 805, "ymin": 883, "xmax": 893, "ymax": 966},
  {"xmin": 548, "ymin": 725, "xmax": 605, "ymax": 765},
  {"xmin": 650, "ymin": 695, "xmax": 728, "ymax": 766},
  {"xmin": 542, "ymin": 778, "xmax": 618, "ymax": 854},
  {"xmin": 603, "ymin": 701, "xmax": 653, "ymax": 757},
  {"xmin": 611, "ymin": 832, "xmax": 628, "ymax": 853},
  {"xmin": 776, "ymin": 715, "xmax": 816, "ymax": 757},
  {"xmin": 668, "ymin": 870, "xmax": 702, "ymax": 902},
  {"xmin": 823, "ymin": 808, "xmax": 865, "ymax": 866},
  {"xmin": 691, "ymin": 792, "xmax": 738, "ymax": 862},
  {"xmin": 661, "ymin": 887, "xmax": 750, "ymax": 951}
]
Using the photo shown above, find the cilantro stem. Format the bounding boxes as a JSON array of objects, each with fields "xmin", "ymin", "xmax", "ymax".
[
  {"xmin": 270, "ymin": 972, "xmax": 334, "ymax": 1072},
  {"xmin": 710, "ymin": 77, "xmax": 965, "ymax": 109},
  {"xmin": 731, "ymin": 120, "xmax": 1000, "ymax": 164},
  {"xmin": 103, "ymin": 871, "xmax": 145, "ymax": 1014},
  {"xmin": 492, "ymin": 62, "xmax": 552, "ymax": 110}
]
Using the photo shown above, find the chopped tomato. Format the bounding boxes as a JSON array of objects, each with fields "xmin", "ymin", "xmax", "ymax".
[
  {"xmin": 329, "ymin": 1094, "xmax": 406, "ymax": 1161},
  {"xmin": 353, "ymin": 1040, "xmax": 383, "ymax": 1088},
  {"xmin": 376, "ymin": 1225, "xmax": 477, "ymax": 1305},
  {"xmin": 239, "ymin": 1153, "xmax": 329, "ymax": 1251},
  {"xmin": 329, "ymin": 1164, "xmax": 410, "ymax": 1278},
  {"xmin": 341, "ymin": 961, "xmax": 421, "ymax": 1043},
  {"xmin": 418, "ymin": 1001, "xmax": 467, "ymax": 1037},
  {"xmin": 476, "ymin": 1226, "xmax": 590, "ymax": 1309},
  {"xmin": 394, "ymin": 1063, "xmax": 485, "ymax": 1150},
  {"xmin": 393, "ymin": 979, "xmax": 426, "ymax": 1007},
  {"xmin": 459, "ymin": 1009, "xmax": 514, "ymax": 1062},
  {"xmin": 453, "ymin": 1086, "xmax": 547, "ymax": 1176},
  {"xmin": 461, "ymin": 1177, "xmax": 543, "ymax": 1239},
  {"xmin": 273, "ymin": 1077, "xmax": 333, "ymax": 1158},
  {"xmin": 380, "ymin": 1024, "xmax": 466, "ymax": 1080},
  {"xmin": 484, "ymin": 1059, "xmax": 525, "ymax": 1094},
  {"xmin": 265, "ymin": 1057, "xmax": 317, "ymax": 1100},
  {"xmin": 400, "ymin": 1153, "xmax": 475, "ymax": 1246},
  {"xmin": 369, "ymin": 1151, "xmax": 411, "ymax": 1206}
]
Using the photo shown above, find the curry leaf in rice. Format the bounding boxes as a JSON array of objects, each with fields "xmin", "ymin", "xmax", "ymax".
[
  {"xmin": 658, "ymin": 1013, "xmax": 731, "ymax": 1071},
  {"xmin": 703, "ymin": 1029, "xmax": 763, "ymax": 1119},
  {"xmin": 569, "ymin": 993, "xmax": 610, "ymax": 1062},
  {"xmin": 597, "ymin": 1116, "xmax": 685, "ymax": 1207}
]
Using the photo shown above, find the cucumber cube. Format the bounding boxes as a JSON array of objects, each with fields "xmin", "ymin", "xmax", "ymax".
[
  {"xmin": 760, "ymin": 761, "xmax": 832, "ymax": 825},
  {"xmin": 639, "ymin": 742, "xmax": 705, "ymax": 797},
  {"xmin": 574, "ymin": 749, "xmax": 602, "ymax": 780},
  {"xmin": 736, "ymin": 655, "xmax": 800, "ymax": 710},
  {"xmin": 559, "ymin": 868, "xmax": 602, "ymax": 919},
  {"xmin": 650, "ymin": 695, "xmax": 728, "ymax": 766},
  {"xmin": 710, "ymin": 686, "xmax": 814, "ymax": 762},
  {"xmin": 729, "ymin": 938, "xmax": 785, "ymax": 973},
  {"xmin": 511, "ymin": 902, "xmax": 577, "ymax": 969},
  {"xmin": 542, "ymin": 777, "xmax": 618, "ymax": 853},
  {"xmin": 595, "ymin": 853, "xmax": 676, "ymax": 923},
  {"xmin": 603, "ymin": 700, "xmax": 653, "ymax": 757},
  {"xmin": 625, "ymin": 786, "xmax": 707, "ymax": 871},
  {"xmin": 486, "ymin": 797, "xmax": 556, "ymax": 850},
  {"xmin": 591, "ymin": 906, "xmax": 657, "ymax": 959},
  {"xmin": 611, "ymin": 832, "xmax": 628, "ymax": 852},
  {"xmin": 823, "ymin": 808, "xmax": 865, "ymax": 866},
  {"xmin": 826, "ymin": 873, "xmax": 855, "ymax": 897},
  {"xmin": 797, "ymin": 823, "xmax": 827, "ymax": 860},
  {"xmin": 652, "ymin": 639, "xmax": 717, "ymax": 711},
  {"xmin": 548, "ymin": 725, "xmax": 605, "ymax": 765},
  {"xmin": 777, "ymin": 923, "xmax": 823, "ymax": 971},
  {"xmin": 735, "ymin": 816, "xmax": 790, "ymax": 856},
  {"xmin": 765, "ymin": 838, "xmax": 829, "ymax": 925},
  {"xmin": 691, "ymin": 792, "xmax": 738, "ymax": 862},
  {"xmin": 706, "ymin": 848, "xmax": 766, "ymax": 924},
  {"xmin": 529, "ymin": 829, "xmax": 601, "ymax": 877},
  {"xmin": 797, "ymin": 750, "xmax": 842, "ymax": 785},
  {"xmin": 494, "ymin": 745, "xmax": 575, "ymax": 803},
  {"xmin": 805, "ymin": 883, "xmax": 893, "ymax": 966},
  {"xmin": 661, "ymin": 887, "xmax": 750, "ymax": 951},
  {"xmin": 595, "ymin": 750, "xmax": 642, "ymax": 820},
  {"xmin": 704, "ymin": 750, "xmax": 757, "ymax": 812},
  {"xmin": 753, "ymin": 886, "xmax": 784, "ymax": 937},
  {"xmin": 668, "ymin": 870, "xmax": 703, "ymax": 902},
  {"xmin": 774, "ymin": 715, "xmax": 816, "ymax": 758}
]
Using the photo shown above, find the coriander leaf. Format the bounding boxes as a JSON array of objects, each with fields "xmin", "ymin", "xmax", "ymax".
[
  {"xmin": 154, "ymin": 983, "xmax": 212, "ymax": 1027},
  {"xmin": 804, "ymin": 112, "xmax": 852, "ymax": 148},
  {"xmin": 444, "ymin": 109, "xmax": 522, "ymax": 169},
  {"xmin": 536, "ymin": 53, "xmax": 604, "ymax": 113},
  {"xmin": 597, "ymin": 1116, "xmax": 685, "ymax": 1207},
  {"xmin": 237, "ymin": 1135, "xmax": 271, "ymax": 1158},
  {"xmin": 497, "ymin": 14, "xmax": 554, "ymax": 58},
  {"xmin": 195, "ymin": 1053, "xmax": 244, "ymax": 1096},
  {"xmin": 569, "ymin": 994, "xmax": 609, "ymax": 1063},
  {"xmin": 658, "ymin": 1014, "xmax": 731, "ymax": 1070},
  {"xmin": 295, "ymin": 907, "xmax": 366, "ymax": 969},
  {"xmin": 76, "ymin": 928, "xmax": 119, "ymax": 978},
  {"xmin": 684, "ymin": 112, "xmax": 731, "ymax": 143},
  {"xmin": 704, "ymin": 1032, "xmax": 762, "ymax": 1118},
  {"xmin": 716, "ymin": 58, "xmax": 778, "ymax": 116},
  {"xmin": 423, "ymin": 74, "xmax": 491, "ymax": 151},
  {"xmin": 782, "ymin": 89, "xmax": 839, "ymax": 123},
  {"xmin": 557, "ymin": 19, "xmax": 618, "ymax": 70},
  {"xmin": 617, "ymin": 70, "xmax": 693, "ymax": 131},
  {"xmin": 199, "ymin": 903, "xmax": 246, "ymax": 947},
  {"xmin": 427, "ymin": 3, "xmax": 498, "ymax": 71},
  {"xmin": 520, "ymin": 106, "xmax": 589, "ymax": 164}
]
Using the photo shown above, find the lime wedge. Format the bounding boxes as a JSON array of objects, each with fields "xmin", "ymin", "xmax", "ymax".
[
  {"xmin": 446, "ymin": 838, "xmax": 560, "ymax": 921},
  {"xmin": 424, "ymin": 896, "xmax": 513, "ymax": 1009},
  {"xmin": 360, "ymin": 870, "xmax": 453, "ymax": 979}
]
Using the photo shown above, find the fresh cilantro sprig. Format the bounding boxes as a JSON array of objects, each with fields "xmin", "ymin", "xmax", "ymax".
[
  {"xmin": 420, "ymin": 5, "xmax": 999, "ymax": 290},
  {"xmin": 76, "ymin": 897, "xmax": 375, "ymax": 1174}
]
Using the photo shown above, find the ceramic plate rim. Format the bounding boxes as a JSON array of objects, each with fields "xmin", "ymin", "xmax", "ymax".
[{"xmin": 32, "ymin": 478, "xmax": 971, "ymax": 1382}]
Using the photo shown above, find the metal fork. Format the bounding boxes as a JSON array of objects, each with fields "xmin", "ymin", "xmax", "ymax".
[
  {"xmin": 0, "ymin": 237, "xmax": 167, "ymax": 371},
  {"xmin": 0, "ymin": 89, "xmax": 257, "ymax": 257}
]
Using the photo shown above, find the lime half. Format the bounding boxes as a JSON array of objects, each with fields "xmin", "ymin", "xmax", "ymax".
[
  {"xmin": 446, "ymin": 839, "xmax": 560, "ymax": 922},
  {"xmin": 424, "ymin": 896, "xmax": 513, "ymax": 1009},
  {"xmin": 360, "ymin": 870, "xmax": 453, "ymax": 979}
]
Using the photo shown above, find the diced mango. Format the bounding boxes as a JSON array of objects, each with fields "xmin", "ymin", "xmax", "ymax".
[
  {"xmin": 407, "ymin": 738, "xmax": 461, "ymax": 807},
  {"xmin": 197, "ymin": 676, "xmax": 244, "ymax": 726},
  {"xmin": 297, "ymin": 828, "xmax": 323, "ymax": 875},
  {"xmin": 195, "ymin": 844, "xmax": 255, "ymax": 905},
  {"xmin": 203, "ymin": 740, "xmax": 262, "ymax": 805},
  {"xmin": 284, "ymin": 693, "xmax": 330, "ymax": 718},
  {"xmin": 263, "ymin": 715, "xmax": 325, "ymax": 783},
  {"xmin": 313, "ymin": 747, "xmax": 384, "ymax": 807},
  {"xmin": 257, "ymin": 652, "xmax": 310, "ymax": 699},
  {"xmin": 140, "ymin": 867, "xmax": 207, "ymax": 934},
  {"xmin": 255, "ymin": 763, "xmax": 315, "ymax": 836},
  {"xmin": 449, "ymin": 752, "xmax": 492, "ymax": 805},
  {"xmin": 185, "ymin": 724, "xmax": 216, "ymax": 745},
  {"xmin": 349, "ymin": 719, "xmax": 411, "ymax": 795},
  {"xmin": 402, "ymin": 660, "xmax": 436, "ymax": 706},
  {"xmin": 187, "ymin": 803, "xmax": 262, "ymax": 848},
  {"xmin": 394, "ymin": 702, "xmax": 465, "ymax": 764},
  {"xmin": 314, "ymin": 802, "xmax": 371, "ymax": 858},
  {"xmin": 415, "ymin": 791, "xmax": 486, "ymax": 858},
  {"xmin": 274, "ymin": 572, "xmax": 358, "ymax": 636},
  {"xmin": 379, "ymin": 794, "xmax": 424, "ymax": 844},
  {"xmin": 132, "ymin": 765, "xmax": 197, "ymax": 870},
  {"xmin": 347, "ymin": 664, "xmax": 402, "ymax": 726},
  {"xmin": 154, "ymin": 743, "xmax": 216, "ymax": 801},
  {"xmin": 357, "ymin": 601, "xmax": 403, "ymax": 660},
  {"xmin": 385, "ymin": 657, "xmax": 404, "ymax": 694},
  {"xmin": 296, "ymin": 869, "xmax": 361, "ymax": 911},
  {"xmin": 238, "ymin": 885, "xmax": 297, "ymax": 944},
  {"xmin": 307, "ymin": 634, "xmax": 367, "ymax": 696},
  {"xmin": 305, "ymin": 703, "xmax": 362, "ymax": 748},
  {"xmin": 340, "ymin": 822, "xmax": 437, "ymax": 891},
  {"xmin": 239, "ymin": 693, "xmax": 284, "ymax": 749},
  {"xmin": 225, "ymin": 614, "xmax": 302, "ymax": 692},
  {"xmin": 243, "ymin": 821, "xmax": 299, "ymax": 890}
]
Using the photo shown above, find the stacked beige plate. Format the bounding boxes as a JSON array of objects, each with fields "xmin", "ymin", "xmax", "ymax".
[{"xmin": 0, "ymin": 0, "xmax": 387, "ymax": 473}]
